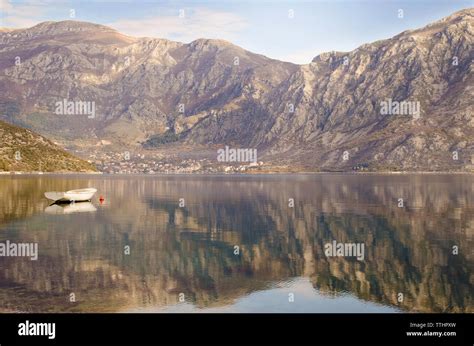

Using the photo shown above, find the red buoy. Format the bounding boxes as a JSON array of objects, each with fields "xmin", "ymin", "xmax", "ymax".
[{"xmin": 99, "ymin": 195, "xmax": 105, "ymax": 204}]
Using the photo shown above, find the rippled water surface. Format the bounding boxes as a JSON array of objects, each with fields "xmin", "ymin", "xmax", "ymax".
[{"xmin": 0, "ymin": 174, "xmax": 473, "ymax": 313}]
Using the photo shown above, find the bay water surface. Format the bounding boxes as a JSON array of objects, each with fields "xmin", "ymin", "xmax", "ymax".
[{"xmin": 0, "ymin": 174, "xmax": 472, "ymax": 313}]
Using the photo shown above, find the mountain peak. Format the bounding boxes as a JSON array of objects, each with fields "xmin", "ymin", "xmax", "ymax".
[
  {"xmin": 188, "ymin": 38, "xmax": 243, "ymax": 52},
  {"xmin": 399, "ymin": 7, "xmax": 472, "ymax": 37},
  {"xmin": 0, "ymin": 20, "xmax": 134, "ymax": 45},
  {"xmin": 437, "ymin": 7, "xmax": 473, "ymax": 22},
  {"xmin": 311, "ymin": 51, "xmax": 348, "ymax": 64},
  {"xmin": 29, "ymin": 20, "xmax": 118, "ymax": 34},
  {"xmin": 0, "ymin": 20, "xmax": 119, "ymax": 41},
  {"xmin": 191, "ymin": 38, "xmax": 234, "ymax": 45},
  {"xmin": 310, "ymin": 8, "xmax": 473, "ymax": 63}
]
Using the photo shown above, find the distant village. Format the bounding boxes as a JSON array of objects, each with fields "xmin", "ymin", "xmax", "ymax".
[{"xmin": 80, "ymin": 149, "xmax": 264, "ymax": 174}]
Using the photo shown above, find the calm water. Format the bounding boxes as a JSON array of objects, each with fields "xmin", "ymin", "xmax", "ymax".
[{"xmin": 0, "ymin": 174, "xmax": 473, "ymax": 313}]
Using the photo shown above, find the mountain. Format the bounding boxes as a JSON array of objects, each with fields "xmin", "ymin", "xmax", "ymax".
[
  {"xmin": 0, "ymin": 120, "xmax": 97, "ymax": 172},
  {"xmin": 256, "ymin": 8, "xmax": 474, "ymax": 171},
  {"xmin": 0, "ymin": 9, "xmax": 473, "ymax": 171}
]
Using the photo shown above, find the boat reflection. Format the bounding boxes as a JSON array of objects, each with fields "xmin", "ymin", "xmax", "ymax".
[{"xmin": 44, "ymin": 202, "xmax": 97, "ymax": 215}]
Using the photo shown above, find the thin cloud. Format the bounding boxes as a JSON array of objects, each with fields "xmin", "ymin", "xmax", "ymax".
[
  {"xmin": 106, "ymin": 8, "xmax": 249, "ymax": 42},
  {"xmin": 0, "ymin": 0, "xmax": 49, "ymax": 28}
]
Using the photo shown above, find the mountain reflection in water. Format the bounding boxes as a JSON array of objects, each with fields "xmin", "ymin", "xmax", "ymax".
[{"xmin": 0, "ymin": 174, "xmax": 472, "ymax": 313}]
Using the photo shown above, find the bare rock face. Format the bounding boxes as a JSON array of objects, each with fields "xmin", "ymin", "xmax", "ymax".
[{"xmin": 0, "ymin": 9, "xmax": 473, "ymax": 171}]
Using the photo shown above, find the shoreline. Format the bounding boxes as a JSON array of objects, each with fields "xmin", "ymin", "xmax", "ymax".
[
  {"xmin": 1, "ymin": 171, "xmax": 473, "ymax": 176},
  {"xmin": 0, "ymin": 171, "xmax": 102, "ymax": 175}
]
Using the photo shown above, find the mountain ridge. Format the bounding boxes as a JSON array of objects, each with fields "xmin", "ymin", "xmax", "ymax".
[{"xmin": 0, "ymin": 8, "xmax": 473, "ymax": 172}]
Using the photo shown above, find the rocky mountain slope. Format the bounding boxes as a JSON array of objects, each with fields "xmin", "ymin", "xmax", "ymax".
[
  {"xmin": 0, "ymin": 120, "xmax": 97, "ymax": 172},
  {"xmin": 0, "ymin": 8, "xmax": 472, "ymax": 171}
]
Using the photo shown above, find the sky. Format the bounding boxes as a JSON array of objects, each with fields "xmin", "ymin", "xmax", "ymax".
[{"xmin": 0, "ymin": 0, "xmax": 472, "ymax": 64}]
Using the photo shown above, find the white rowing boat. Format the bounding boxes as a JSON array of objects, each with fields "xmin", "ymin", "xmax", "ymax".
[{"xmin": 44, "ymin": 188, "xmax": 97, "ymax": 202}]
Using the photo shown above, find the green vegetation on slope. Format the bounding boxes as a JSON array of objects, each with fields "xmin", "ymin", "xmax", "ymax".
[
  {"xmin": 0, "ymin": 120, "xmax": 97, "ymax": 172},
  {"xmin": 143, "ymin": 130, "xmax": 180, "ymax": 148}
]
